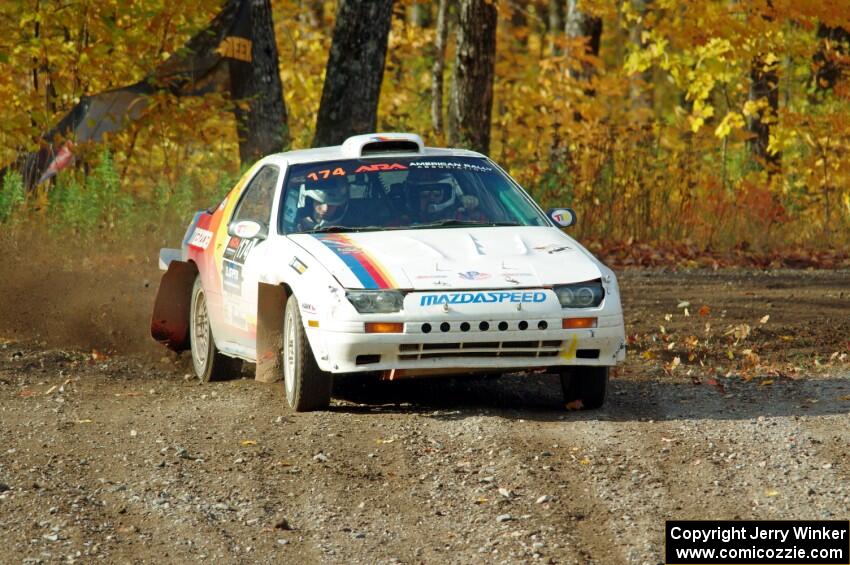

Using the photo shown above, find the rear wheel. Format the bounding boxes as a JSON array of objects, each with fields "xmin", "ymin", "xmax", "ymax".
[
  {"xmin": 282, "ymin": 296, "xmax": 331, "ymax": 411},
  {"xmin": 190, "ymin": 276, "xmax": 242, "ymax": 382},
  {"xmin": 560, "ymin": 366, "xmax": 609, "ymax": 410}
]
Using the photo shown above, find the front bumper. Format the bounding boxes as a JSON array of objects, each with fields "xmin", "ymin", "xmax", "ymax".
[{"xmin": 307, "ymin": 312, "xmax": 626, "ymax": 374}]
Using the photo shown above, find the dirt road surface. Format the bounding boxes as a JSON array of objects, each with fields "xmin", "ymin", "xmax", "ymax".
[{"xmin": 1, "ymin": 253, "xmax": 848, "ymax": 564}]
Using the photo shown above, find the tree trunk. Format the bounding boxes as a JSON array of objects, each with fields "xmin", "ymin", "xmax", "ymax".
[
  {"xmin": 628, "ymin": 0, "xmax": 653, "ymax": 121},
  {"xmin": 747, "ymin": 54, "xmax": 781, "ymax": 172},
  {"xmin": 230, "ymin": 0, "xmax": 289, "ymax": 164},
  {"xmin": 548, "ymin": 0, "xmax": 564, "ymax": 56},
  {"xmin": 448, "ymin": 0, "xmax": 497, "ymax": 154},
  {"xmin": 813, "ymin": 23, "xmax": 850, "ymax": 93},
  {"xmin": 410, "ymin": 1, "xmax": 431, "ymax": 27},
  {"xmin": 565, "ymin": 0, "xmax": 602, "ymax": 83},
  {"xmin": 431, "ymin": 0, "xmax": 450, "ymax": 136},
  {"xmin": 312, "ymin": 0, "xmax": 394, "ymax": 147}
]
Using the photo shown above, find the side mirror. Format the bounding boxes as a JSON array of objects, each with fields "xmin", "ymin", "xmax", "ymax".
[
  {"xmin": 228, "ymin": 219, "xmax": 268, "ymax": 240},
  {"xmin": 548, "ymin": 208, "xmax": 576, "ymax": 228}
]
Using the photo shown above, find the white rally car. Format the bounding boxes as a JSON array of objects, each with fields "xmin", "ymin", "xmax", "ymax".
[{"xmin": 151, "ymin": 133, "xmax": 626, "ymax": 411}]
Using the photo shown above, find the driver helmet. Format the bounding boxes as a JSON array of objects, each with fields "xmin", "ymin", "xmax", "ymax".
[
  {"xmin": 406, "ymin": 168, "xmax": 455, "ymax": 217},
  {"xmin": 299, "ymin": 176, "xmax": 349, "ymax": 224}
]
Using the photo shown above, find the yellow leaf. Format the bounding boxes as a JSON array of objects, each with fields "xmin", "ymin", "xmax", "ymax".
[
  {"xmin": 759, "ymin": 379, "xmax": 774, "ymax": 386},
  {"xmin": 241, "ymin": 440, "xmax": 257, "ymax": 446},
  {"xmin": 714, "ymin": 111, "xmax": 744, "ymax": 139},
  {"xmin": 579, "ymin": 458, "xmax": 591, "ymax": 465},
  {"xmin": 765, "ymin": 489, "xmax": 779, "ymax": 497}
]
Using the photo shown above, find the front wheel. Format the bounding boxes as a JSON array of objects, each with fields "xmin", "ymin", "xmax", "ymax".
[
  {"xmin": 560, "ymin": 366, "xmax": 609, "ymax": 410},
  {"xmin": 190, "ymin": 276, "xmax": 242, "ymax": 382},
  {"xmin": 282, "ymin": 296, "xmax": 331, "ymax": 411}
]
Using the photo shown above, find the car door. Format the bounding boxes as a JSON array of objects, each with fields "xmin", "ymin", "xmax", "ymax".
[{"xmin": 217, "ymin": 164, "xmax": 279, "ymax": 351}]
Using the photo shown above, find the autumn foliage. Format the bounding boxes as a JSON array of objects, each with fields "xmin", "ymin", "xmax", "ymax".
[{"xmin": 1, "ymin": 0, "xmax": 849, "ymax": 253}]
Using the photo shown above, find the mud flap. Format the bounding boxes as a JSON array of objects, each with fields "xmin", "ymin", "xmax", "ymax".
[
  {"xmin": 150, "ymin": 260, "xmax": 197, "ymax": 351},
  {"xmin": 255, "ymin": 282, "xmax": 287, "ymax": 383}
]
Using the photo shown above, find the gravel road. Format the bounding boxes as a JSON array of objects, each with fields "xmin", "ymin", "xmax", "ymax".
[{"xmin": 1, "ymin": 269, "xmax": 848, "ymax": 564}]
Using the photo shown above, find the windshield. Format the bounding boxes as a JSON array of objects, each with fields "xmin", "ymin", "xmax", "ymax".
[{"xmin": 279, "ymin": 156, "xmax": 549, "ymax": 234}]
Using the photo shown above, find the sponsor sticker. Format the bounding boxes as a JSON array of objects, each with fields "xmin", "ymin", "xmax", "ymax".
[
  {"xmin": 223, "ymin": 237, "xmax": 256, "ymax": 264},
  {"xmin": 222, "ymin": 260, "xmax": 243, "ymax": 295},
  {"xmin": 354, "ymin": 163, "xmax": 407, "ymax": 173},
  {"xmin": 188, "ymin": 228, "xmax": 213, "ymax": 250},
  {"xmin": 419, "ymin": 291, "xmax": 546, "ymax": 307},
  {"xmin": 458, "ymin": 271, "xmax": 490, "ymax": 281},
  {"xmin": 300, "ymin": 302, "xmax": 317, "ymax": 314},
  {"xmin": 289, "ymin": 257, "xmax": 308, "ymax": 275}
]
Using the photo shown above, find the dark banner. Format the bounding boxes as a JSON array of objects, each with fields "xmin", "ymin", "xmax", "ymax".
[
  {"xmin": 5, "ymin": 0, "xmax": 254, "ymax": 189},
  {"xmin": 666, "ymin": 520, "xmax": 849, "ymax": 564}
]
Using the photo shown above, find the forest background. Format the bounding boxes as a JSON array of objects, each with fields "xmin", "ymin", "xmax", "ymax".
[{"xmin": 1, "ymin": 0, "xmax": 849, "ymax": 263}]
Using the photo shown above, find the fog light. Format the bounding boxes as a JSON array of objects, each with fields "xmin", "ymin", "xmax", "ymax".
[
  {"xmin": 365, "ymin": 322, "xmax": 404, "ymax": 334},
  {"xmin": 562, "ymin": 317, "xmax": 597, "ymax": 329}
]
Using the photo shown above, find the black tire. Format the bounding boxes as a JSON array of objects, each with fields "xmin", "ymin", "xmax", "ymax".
[
  {"xmin": 282, "ymin": 295, "xmax": 331, "ymax": 411},
  {"xmin": 560, "ymin": 366, "xmax": 609, "ymax": 410},
  {"xmin": 189, "ymin": 276, "xmax": 243, "ymax": 382}
]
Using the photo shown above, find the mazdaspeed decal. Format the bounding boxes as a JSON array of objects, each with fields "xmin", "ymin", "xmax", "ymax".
[
  {"xmin": 314, "ymin": 234, "xmax": 397, "ymax": 290},
  {"xmin": 419, "ymin": 291, "xmax": 546, "ymax": 307}
]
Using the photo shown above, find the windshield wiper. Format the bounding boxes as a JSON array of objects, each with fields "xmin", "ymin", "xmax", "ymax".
[
  {"xmin": 412, "ymin": 219, "xmax": 522, "ymax": 229},
  {"xmin": 309, "ymin": 225, "xmax": 387, "ymax": 233},
  {"xmin": 309, "ymin": 225, "xmax": 356, "ymax": 233}
]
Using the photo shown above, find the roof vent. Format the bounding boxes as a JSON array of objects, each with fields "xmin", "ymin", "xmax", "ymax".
[{"xmin": 341, "ymin": 133, "xmax": 424, "ymax": 158}]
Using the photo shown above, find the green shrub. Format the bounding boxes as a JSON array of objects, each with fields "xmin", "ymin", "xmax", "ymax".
[{"xmin": 0, "ymin": 171, "xmax": 25, "ymax": 223}]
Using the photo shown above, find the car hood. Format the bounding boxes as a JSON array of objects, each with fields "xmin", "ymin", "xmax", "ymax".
[{"xmin": 287, "ymin": 226, "xmax": 602, "ymax": 290}]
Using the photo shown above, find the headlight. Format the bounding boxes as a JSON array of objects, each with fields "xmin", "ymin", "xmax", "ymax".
[
  {"xmin": 345, "ymin": 290, "xmax": 405, "ymax": 313},
  {"xmin": 554, "ymin": 281, "xmax": 604, "ymax": 308}
]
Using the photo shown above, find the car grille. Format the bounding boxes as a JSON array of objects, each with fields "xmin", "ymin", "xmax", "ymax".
[{"xmin": 398, "ymin": 340, "xmax": 563, "ymax": 360}]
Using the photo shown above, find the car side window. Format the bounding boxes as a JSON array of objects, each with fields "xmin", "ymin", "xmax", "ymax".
[{"xmin": 231, "ymin": 165, "xmax": 279, "ymax": 227}]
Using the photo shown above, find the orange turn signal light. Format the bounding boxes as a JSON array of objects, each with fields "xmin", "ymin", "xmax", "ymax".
[
  {"xmin": 562, "ymin": 317, "xmax": 597, "ymax": 329},
  {"xmin": 365, "ymin": 322, "xmax": 404, "ymax": 334}
]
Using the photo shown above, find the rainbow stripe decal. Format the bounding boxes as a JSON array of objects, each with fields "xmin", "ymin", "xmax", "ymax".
[{"xmin": 314, "ymin": 234, "xmax": 397, "ymax": 289}]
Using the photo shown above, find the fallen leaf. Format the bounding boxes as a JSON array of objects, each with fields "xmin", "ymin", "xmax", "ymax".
[
  {"xmin": 677, "ymin": 301, "xmax": 690, "ymax": 309},
  {"xmin": 838, "ymin": 396, "xmax": 850, "ymax": 401},
  {"xmin": 474, "ymin": 498, "xmax": 488, "ymax": 505},
  {"xmin": 44, "ymin": 385, "xmax": 58, "ymax": 395},
  {"xmin": 76, "ymin": 419, "xmax": 93, "ymax": 424},
  {"xmin": 760, "ymin": 315, "xmax": 770, "ymax": 324},
  {"xmin": 759, "ymin": 379, "xmax": 774, "ymax": 386},
  {"xmin": 565, "ymin": 399, "xmax": 584, "ymax": 411},
  {"xmin": 698, "ymin": 305, "xmax": 711, "ymax": 317},
  {"xmin": 579, "ymin": 458, "xmax": 590, "ymax": 465},
  {"xmin": 241, "ymin": 440, "xmax": 258, "ymax": 446},
  {"xmin": 376, "ymin": 438, "xmax": 395, "ymax": 444},
  {"xmin": 91, "ymin": 349, "xmax": 109, "ymax": 361},
  {"xmin": 18, "ymin": 389, "xmax": 38, "ymax": 398},
  {"xmin": 765, "ymin": 489, "xmax": 779, "ymax": 497}
]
